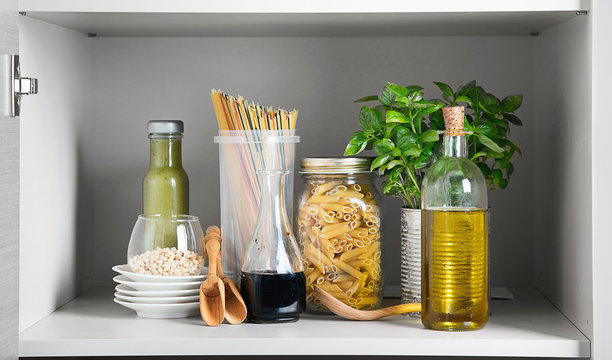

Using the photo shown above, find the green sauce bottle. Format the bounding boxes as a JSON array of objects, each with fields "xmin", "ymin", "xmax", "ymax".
[{"xmin": 143, "ymin": 120, "xmax": 190, "ymax": 248}]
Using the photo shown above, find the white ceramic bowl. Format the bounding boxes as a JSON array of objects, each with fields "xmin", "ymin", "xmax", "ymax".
[
  {"xmin": 113, "ymin": 298, "xmax": 200, "ymax": 318},
  {"xmin": 114, "ymin": 292, "xmax": 200, "ymax": 304},
  {"xmin": 112, "ymin": 264, "xmax": 207, "ymax": 283},
  {"xmin": 113, "ymin": 275, "xmax": 201, "ymax": 291},
  {"xmin": 115, "ymin": 284, "xmax": 200, "ymax": 298}
]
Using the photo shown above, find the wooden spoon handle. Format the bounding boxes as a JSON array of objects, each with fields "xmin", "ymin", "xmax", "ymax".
[
  {"xmin": 216, "ymin": 251, "xmax": 225, "ymax": 278},
  {"xmin": 203, "ymin": 226, "xmax": 222, "ymax": 277},
  {"xmin": 206, "ymin": 237, "xmax": 220, "ymax": 277},
  {"xmin": 366, "ymin": 303, "xmax": 421, "ymax": 319}
]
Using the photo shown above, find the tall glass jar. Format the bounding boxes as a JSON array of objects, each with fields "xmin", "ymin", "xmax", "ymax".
[
  {"xmin": 296, "ymin": 157, "xmax": 383, "ymax": 312},
  {"xmin": 421, "ymin": 106, "xmax": 488, "ymax": 331}
]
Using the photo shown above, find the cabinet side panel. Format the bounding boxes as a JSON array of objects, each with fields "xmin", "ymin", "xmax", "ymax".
[
  {"xmin": 92, "ymin": 36, "xmax": 535, "ymax": 290},
  {"xmin": 592, "ymin": 0, "xmax": 612, "ymax": 358},
  {"xmin": 19, "ymin": 18, "xmax": 94, "ymax": 332},
  {"xmin": 534, "ymin": 15, "xmax": 592, "ymax": 338},
  {"xmin": 0, "ymin": 0, "xmax": 19, "ymax": 357}
]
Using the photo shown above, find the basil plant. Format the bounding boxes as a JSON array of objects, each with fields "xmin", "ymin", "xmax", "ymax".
[{"xmin": 345, "ymin": 81, "xmax": 523, "ymax": 209}]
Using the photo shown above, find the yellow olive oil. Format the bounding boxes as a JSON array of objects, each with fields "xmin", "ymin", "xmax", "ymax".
[{"xmin": 422, "ymin": 209, "xmax": 488, "ymax": 331}]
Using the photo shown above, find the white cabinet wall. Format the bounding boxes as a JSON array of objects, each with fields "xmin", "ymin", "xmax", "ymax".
[{"xmin": 7, "ymin": 0, "xmax": 611, "ymax": 358}]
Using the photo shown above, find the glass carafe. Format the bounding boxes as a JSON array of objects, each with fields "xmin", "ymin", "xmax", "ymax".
[
  {"xmin": 421, "ymin": 106, "xmax": 488, "ymax": 331},
  {"xmin": 240, "ymin": 170, "xmax": 306, "ymax": 323}
]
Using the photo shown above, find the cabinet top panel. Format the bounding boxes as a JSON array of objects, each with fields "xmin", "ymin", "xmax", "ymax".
[
  {"xmin": 19, "ymin": 0, "xmax": 588, "ymax": 13},
  {"xmin": 19, "ymin": 0, "xmax": 587, "ymax": 36},
  {"xmin": 19, "ymin": 12, "xmax": 583, "ymax": 37}
]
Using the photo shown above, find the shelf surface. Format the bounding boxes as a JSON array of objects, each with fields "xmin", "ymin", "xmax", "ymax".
[
  {"xmin": 19, "ymin": 287, "xmax": 589, "ymax": 357},
  {"xmin": 19, "ymin": 0, "xmax": 588, "ymax": 37}
]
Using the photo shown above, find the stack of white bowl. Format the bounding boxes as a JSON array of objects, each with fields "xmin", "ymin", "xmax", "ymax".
[{"xmin": 112, "ymin": 264, "xmax": 205, "ymax": 318}]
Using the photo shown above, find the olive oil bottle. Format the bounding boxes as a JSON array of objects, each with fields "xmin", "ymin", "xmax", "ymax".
[{"xmin": 421, "ymin": 106, "xmax": 488, "ymax": 331}]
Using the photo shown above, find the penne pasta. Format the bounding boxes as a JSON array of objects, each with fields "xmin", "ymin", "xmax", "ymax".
[
  {"xmin": 308, "ymin": 195, "xmax": 341, "ymax": 203},
  {"xmin": 314, "ymin": 181, "xmax": 341, "ymax": 195},
  {"xmin": 297, "ymin": 178, "xmax": 382, "ymax": 312}
]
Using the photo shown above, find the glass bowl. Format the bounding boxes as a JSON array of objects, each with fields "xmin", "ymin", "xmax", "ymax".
[{"xmin": 127, "ymin": 214, "xmax": 205, "ymax": 277}]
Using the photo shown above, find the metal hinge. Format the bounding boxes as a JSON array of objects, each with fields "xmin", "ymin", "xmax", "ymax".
[{"xmin": 10, "ymin": 55, "xmax": 38, "ymax": 117}]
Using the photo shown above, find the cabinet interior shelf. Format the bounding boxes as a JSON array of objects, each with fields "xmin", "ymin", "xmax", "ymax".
[{"xmin": 19, "ymin": 287, "xmax": 589, "ymax": 358}]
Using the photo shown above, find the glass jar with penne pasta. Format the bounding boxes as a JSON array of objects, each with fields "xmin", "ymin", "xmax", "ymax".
[{"xmin": 297, "ymin": 158, "xmax": 383, "ymax": 313}]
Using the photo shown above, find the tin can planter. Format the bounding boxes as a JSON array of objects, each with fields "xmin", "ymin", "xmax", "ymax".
[{"xmin": 400, "ymin": 207, "xmax": 421, "ymax": 317}]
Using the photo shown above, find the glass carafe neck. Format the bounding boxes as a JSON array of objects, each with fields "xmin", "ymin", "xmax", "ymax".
[
  {"xmin": 149, "ymin": 134, "xmax": 183, "ymax": 168},
  {"xmin": 443, "ymin": 133, "xmax": 467, "ymax": 158},
  {"xmin": 258, "ymin": 171, "xmax": 290, "ymax": 238}
]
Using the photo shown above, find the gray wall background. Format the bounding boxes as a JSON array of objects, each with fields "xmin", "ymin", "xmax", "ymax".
[{"xmin": 92, "ymin": 36, "xmax": 535, "ymax": 289}]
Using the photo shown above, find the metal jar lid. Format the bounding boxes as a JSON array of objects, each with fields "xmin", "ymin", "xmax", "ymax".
[
  {"xmin": 147, "ymin": 120, "xmax": 184, "ymax": 134},
  {"xmin": 300, "ymin": 157, "xmax": 374, "ymax": 174}
]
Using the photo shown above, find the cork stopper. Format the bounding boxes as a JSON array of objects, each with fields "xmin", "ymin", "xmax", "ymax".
[{"xmin": 442, "ymin": 106, "xmax": 465, "ymax": 135}]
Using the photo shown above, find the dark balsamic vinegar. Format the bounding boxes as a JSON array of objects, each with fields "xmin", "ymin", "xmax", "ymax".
[{"xmin": 240, "ymin": 271, "xmax": 306, "ymax": 323}]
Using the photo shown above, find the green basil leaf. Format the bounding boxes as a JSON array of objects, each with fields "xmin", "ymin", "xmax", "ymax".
[
  {"xmin": 344, "ymin": 131, "xmax": 368, "ymax": 156},
  {"xmin": 378, "ymin": 85, "xmax": 396, "ymax": 106},
  {"xmin": 470, "ymin": 151, "xmax": 488, "ymax": 160},
  {"xmin": 394, "ymin": 127, "xmax": 417, "ymax": 150},
  {"xmin": 387, "ymin": 83, "xmax": 408, "ymax": 97},
  {"xmin": 455, "ymin": 95, "xmax": 471, "ymax": 103},
  {"xmin": 359, "ymin": 106, "xmax": 373, "ymax": 130},
  {"xmin": 469, "ymin": 86, "xmax": 486, "ymax": 111},
  {"xmin": 392, "ymin": 148, "xmax": 402, "ymax": 157},
  {"xmin": 476, "ymin": 162, "xmax": 492, "ymax": 177},
  {"xmin": 419, "ymin": 129, "xmax": 439, "ymax": 143},
  {"xmin": 383, "ymin": 123, "xmax": 396, "ymax": 138},
  {"xmin": 478, "ymin": 133, "xmax": 504, "ymax": 153},
  {"xmin": 373, "ymin": 138, "xmax": 395, "ymax": 155},
  {"xmin": 476, "ymin": 122, "xmax": 498, "ymax": 138},
  {"xmin": 395, "ymin": 96, "xmax": 411, "ymax": 106},
  {"xmin": 504, "ymin": 113, "xmax": 523, "ymax": 126},
  {"xmin": 359, "ymin": 106, "xmax": 384, "ymax": 130},
  {"xmin": 402, "ymin": 147, "xmax": 421, "ymax": 157},
  {"xmin": 429, "ymin": 110, "xmax": 445, "ymax": 130},
  {"xmin": 486, "ymin": 150, "xmax": 505, "ymax": 159},
  {"xmin": 386, "ymin": 159, "xmax": 403, "ymax": 170},
  {"xmin": 414, "ymin": 155, "xmax": 429, "ymax": 169},
  {"xmin": 457, "ymin": 80, "xmax": 476, "ymax": 97},
  {"xmin": 496, "ymin": 159, "xmax": 510, "ymax": 169},
  {"xmin": 491, "ymin": 169, "xmax": 505, "ymax": 188},
  {"xmin": 386, "ymin": 110, "xmax": 408, "ymax": 123},
  {"xmin": 434, "ymin": 81, "xmax": 455, "ymax": 102},
  {"xmin": 354, "ymin": 95, "xmax": 379, "ymax": 103},
  {"xmin": 382, "ymin": 180, "xmax": 395, "ymax": 194},
  {"xmin": 370, "ymin": 154, "xmax": 390, "ymax": 171},
  {"xmin": 404, "ymin": 85, "xmax": 424, "ymax": 93},
  {"xmin": 501, "ymin": 139, "xmax": 522, "ymax": 155},
  {"xmin": 501, "ymin": 95, "xmax": 523, "ymax": 113},
  {"xmin": 480, "ymin": 93, "xmax": 501, "ymax": 114}
]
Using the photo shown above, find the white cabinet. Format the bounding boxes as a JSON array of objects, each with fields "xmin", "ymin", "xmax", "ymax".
[{"xmin": 6, "ymin": 0, "xmax": 611, "ymax": 358}]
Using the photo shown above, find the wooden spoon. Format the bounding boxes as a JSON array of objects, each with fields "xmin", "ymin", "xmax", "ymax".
[
  {"xmin": 314, "ymin": 286, "xmax": 421, "ymax": 320},
  {"xmin": 200, "ymin": 234, "xmax": 225, "ymax": 327},
  {"xmin": 205, "ymin": 226, "xmax": 247, "ymax": 325},
  {"xmin": 216, "ymin": 258, "xmax": 247, "ymax": 324}
]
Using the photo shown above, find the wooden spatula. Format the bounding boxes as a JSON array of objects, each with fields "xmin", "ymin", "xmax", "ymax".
[{"xmin": 314, "ymin": 286, "xmax": 421, "ymax": 320}]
